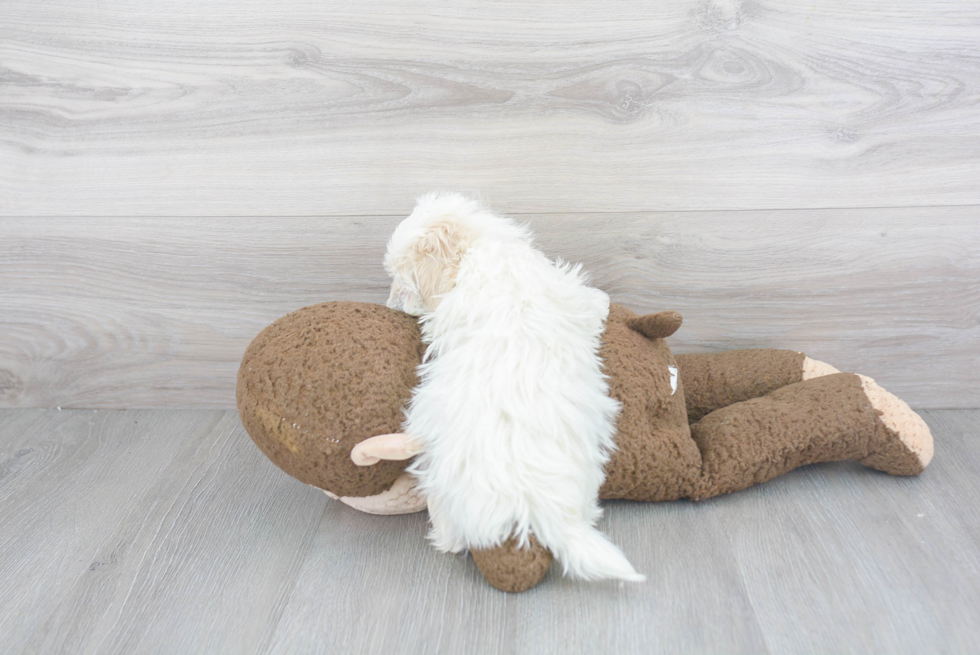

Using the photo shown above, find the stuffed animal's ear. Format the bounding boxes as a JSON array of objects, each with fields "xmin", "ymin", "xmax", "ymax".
[
  {"xmin": 627, "ymin": 310, "xmax": 683, "ymax": 340},
  {"xmin": 351, "ymin": 433, "xmax": 423, "ymax": 466},
  {"xmin": 412, "ymin": 219, "xmax": 470, "ymax": 308}
]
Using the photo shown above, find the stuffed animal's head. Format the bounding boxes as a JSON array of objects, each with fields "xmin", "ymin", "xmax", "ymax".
[{"xmin": 237, "ymin": 302, "xmax": 425, "ymax": 505}]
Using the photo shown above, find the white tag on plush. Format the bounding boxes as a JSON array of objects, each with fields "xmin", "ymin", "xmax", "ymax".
[{"xmin": 668, "ymin": 366, "xmax": 678, "ymax": 395}]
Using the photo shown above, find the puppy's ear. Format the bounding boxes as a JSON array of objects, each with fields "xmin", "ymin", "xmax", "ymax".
[{"xmin": 412, "ymin": 219, "xmax": 470, "ymax": 309}]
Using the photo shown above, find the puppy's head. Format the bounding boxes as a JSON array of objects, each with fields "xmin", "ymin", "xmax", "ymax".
[{"xmin": 384, "ymin": 192, "xmax": 482, "ymax": 315}]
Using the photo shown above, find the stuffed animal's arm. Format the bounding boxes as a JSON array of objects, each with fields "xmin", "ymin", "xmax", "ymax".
[
  {"xmin": 325, "ymin": 433, "xmax": 426, "ymax": 515},
  {"xmin": 351, "ymin": 433, "xmax": 423, "ymax": 466}
]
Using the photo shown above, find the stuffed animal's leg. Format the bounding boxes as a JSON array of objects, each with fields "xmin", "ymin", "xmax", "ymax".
[
  {"xmin": 690, "ymin": 372, "xmax": 933, "ymax": 500},
  {"xmin": 676, "ymin": 349, "xmax": 840, "ymax": 423}
]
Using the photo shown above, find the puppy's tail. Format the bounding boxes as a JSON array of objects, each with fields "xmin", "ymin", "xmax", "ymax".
[{"xmin": 550, "ymin": 524, "xmax": 646, "ymax": 583}]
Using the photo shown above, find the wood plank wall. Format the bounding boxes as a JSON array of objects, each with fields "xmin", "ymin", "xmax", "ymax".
[{"xmin": 2, "ymin": 0, "xmax": 978, "ymax": 408}]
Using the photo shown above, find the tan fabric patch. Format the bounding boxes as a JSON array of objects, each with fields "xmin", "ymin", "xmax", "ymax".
[
  {"xmin": 858, "ymin": 375, "xmax": 934, "ymax": 473},
  {"xmin": 332, "ymin": 473, "xmax": 428, "ymax": 515},
  {"xmin": 802, "ymin": 356, "xmax": 841, "ymax": 380}
]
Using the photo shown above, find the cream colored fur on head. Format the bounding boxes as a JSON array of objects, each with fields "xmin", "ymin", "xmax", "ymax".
[{"xmin": 385, "ymin": 192, "xmax": 644, "ymax": 583}]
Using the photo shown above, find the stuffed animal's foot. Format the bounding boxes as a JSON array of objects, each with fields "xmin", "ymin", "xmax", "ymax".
[
  {"xmin": 321, "ymin": 472, "xmax": 427, "ymax": 515},
  {"xmin": 801, "ymin": 356, "xmax": 840, "ymax": 380},
  {"xmin": 857, "ymin": 375, "xmax": 934, "ymax": 475},
  {"xmin": 798, "ymin": 360, "xmax": 932, "ymax": 475},
  {"xmin": 688, "ymin": 373, "xmax": 933, "ymax": 501}
]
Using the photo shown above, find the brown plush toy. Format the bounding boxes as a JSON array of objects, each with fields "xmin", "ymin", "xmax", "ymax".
[{"xmin": 237, "ymin": 302, "xmax": 934, "ymax": 593}]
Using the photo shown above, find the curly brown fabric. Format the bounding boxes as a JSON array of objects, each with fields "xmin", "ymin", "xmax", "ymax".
[
  {"xmin": 471, "ymin": 536, "xmax": 553, "ymax": 593},
  {"xmin": 691, "ymin": 373, "xmax": 881, "ymax": 499},
  {"xmin": 238, "ymin": 302, "xmax": 930, "ymax": 593},
  {"xmin": 237, "ymin": 302, "xmax": 424, "ymax": 497},
  {"xmin": 599, "ymin": 305, "xmax": 701, "ymax": 501},
  {"xmin": 676, "ymin": 349, "xmax": 807, "ymax": 423}
]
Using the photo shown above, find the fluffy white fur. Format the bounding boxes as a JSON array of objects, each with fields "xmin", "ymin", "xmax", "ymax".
[{"xmin": 384, "ymin": 192, "xmax": 644, "ymax": 583}]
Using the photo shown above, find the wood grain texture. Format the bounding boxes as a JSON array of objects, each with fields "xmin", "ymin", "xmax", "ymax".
[
  {"xmin": 713, "ymin": 410, "xmax": 980, "ymax": 654},
  {"xmin": 2, "ymin": 0, "xmax": 979, "ymax": 215},
  {"xmin": 1, "ymin": 208, "xmax": 977, "ymax": 409},
  {"xmin": 2, "ymin": 408, "xmax": 978, "ymax": 654},
  {"xmin": 0, "ymin": 409, "xmax": 326, "ymax": 655},
  {"xmin": 264, "ymin": 499, "xmax": 769, "ymax": 655},
  {"xmin": 0, "ymin": 410, "xmax": 221, "ymax": 653}
]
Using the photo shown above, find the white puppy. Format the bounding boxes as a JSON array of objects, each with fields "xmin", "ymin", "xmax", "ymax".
[{"xmin": 384, "ymin": 192, "xmax": 643, "ymax": 583}]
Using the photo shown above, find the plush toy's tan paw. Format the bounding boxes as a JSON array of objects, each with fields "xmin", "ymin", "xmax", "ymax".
[
  {"xmin": 857, "ymin": 375, "xmax": 934, "ymax": 475},
  {"xmin": 801, "ymin": 356, "xmax": 841, "ymax": 380},
  {"xmin": 321, "ymin": 472, "xmax": 427, "ymax": 515}
]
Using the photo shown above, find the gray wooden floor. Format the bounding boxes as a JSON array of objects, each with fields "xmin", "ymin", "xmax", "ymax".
[{"xmin": 1, "ymin": 409, "xmax": 977, "ymax": 655}]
